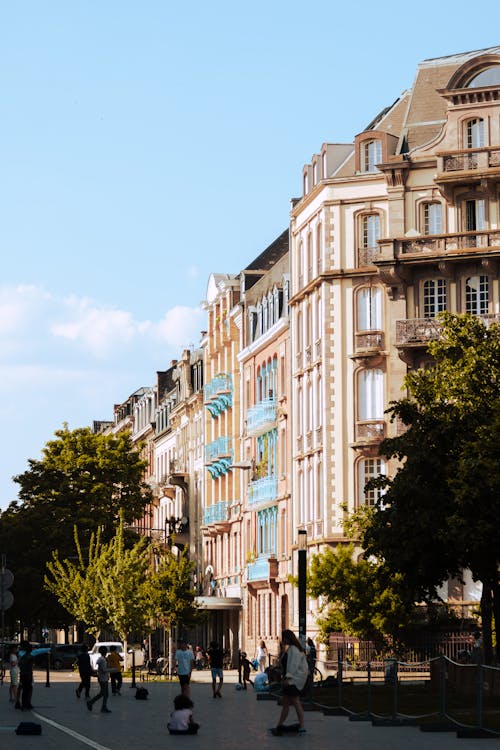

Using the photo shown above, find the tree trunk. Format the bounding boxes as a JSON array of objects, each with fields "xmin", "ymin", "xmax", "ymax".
[{"xmin": 480, "ymin": 583, "xmax": 493, "ymax": 665}]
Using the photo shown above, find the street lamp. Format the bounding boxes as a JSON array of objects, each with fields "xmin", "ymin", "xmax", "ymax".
[{"xmin": 298, "ymin": 529, "xmax": 307, "ymax": 648}]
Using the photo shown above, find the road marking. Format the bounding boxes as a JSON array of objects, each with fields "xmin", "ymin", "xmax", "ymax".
[{"xmin": 32, "ymin": 712, "xmax": 112, "ymax": 750}]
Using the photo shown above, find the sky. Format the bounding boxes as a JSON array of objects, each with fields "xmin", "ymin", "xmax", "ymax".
[{"xmin": 1, "ymin": 0, "xmax": 500, "ymax": 510}]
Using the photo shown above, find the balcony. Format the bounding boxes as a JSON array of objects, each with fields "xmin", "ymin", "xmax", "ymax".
[
  {"xmin": 435, "ymin": 146, "xmax": 500, "ymax": 200},
  {"xmin": 247, "ymin": 555, "xmax": 278, "ymax": 585},
  {"xmin": 246, "ymin": 398, "xmax": 278, "ymax": 437},
  {"xmin": 247, "ymin": 476, "xmax": 278, "ymax": 508},
  {"xmin": 204, "ymin": 373, "xmax": 233, "ymax": 418},
  {"xmin": 357, "ymin": 245, "xmax": 382, "ymax": 267},
  {"xmin": 352, "ymin": 331, "xmax": 385, "ymax": 366},
  {"xmin": 380, "ymin": 229, "xmax": 500, "ymax": 263},
  {"xmin": 396, "ymin": 313, "xmax": 500, "ymax": 348},
  {"xmin": 352, "ymin": 420, "xmax": 386, "ymax": 449},
  {"xmin": 202, "ymin": 500, "xmax": 232, "ymax": 534},
  {"xmin": 205, "ymin": 436, "xmax": 232, "ymax": 462},
  {"xmin": 203, "ymin": 500, "xmax": 230, "ymax": 525}
]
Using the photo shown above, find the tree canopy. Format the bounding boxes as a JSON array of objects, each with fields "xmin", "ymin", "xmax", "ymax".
[
  {"xmin": 45, "ymin": 521, "xmax": 200, "ymax": 640},
  {"xmin": 362, "ymin": 314, "xmax": 500, "ymax": 661},
  {"xmin": 0, "ymin": 425, "xmax": 152, "ymax": 634}
]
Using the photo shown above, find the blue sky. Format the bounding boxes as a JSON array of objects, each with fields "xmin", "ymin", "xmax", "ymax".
[{"xmin": 1, "ymin": 0, "xmax": 499, "ymax": 509}]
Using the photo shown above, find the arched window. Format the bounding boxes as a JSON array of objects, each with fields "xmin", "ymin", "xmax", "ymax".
[
  {"xmin": 359, "ymin": 214, "xmax": 381, "ymax": 266},
  {"xmin": 467, "ymin": 66, "xmax": 500, "ymax": 87},
  {"xmin": 357, "ymin": 287, "xmax": 382, "ymax": 331},
  {"xmin": 357, "ymin": 458, "xmax": 386, "ymax": 507},
  {"xmin": 358, "ymin": 369, "xmax": 384, "ymax": 420},
  {"xmin": 361, "ymin": 139, "xmax": 382, "ymax": 173}
]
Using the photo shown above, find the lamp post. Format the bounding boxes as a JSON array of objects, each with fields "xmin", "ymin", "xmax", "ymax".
[{"xmin": 297, "ymin": 529, "xmax": 307, "ymax": 648}]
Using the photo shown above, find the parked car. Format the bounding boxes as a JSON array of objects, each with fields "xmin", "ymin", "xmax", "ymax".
[
  {"xmin": 89, "ymin": 641, "xmax": 144, "ymax": 671},
  {"xmin": 33, "ymin": 643, "xmax": 83, "ymax": 670}
]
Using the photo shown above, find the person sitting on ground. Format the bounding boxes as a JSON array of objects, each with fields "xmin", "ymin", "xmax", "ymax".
[
  {"xmin": 253, "ymin": 670, "xmax": 270, "ymax": 693},
  {"xmin": 167, "ymin": 693, "xmax": 200, "ymax": 735}
]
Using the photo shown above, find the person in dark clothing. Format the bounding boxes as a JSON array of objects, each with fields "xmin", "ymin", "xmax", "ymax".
[
  {"xmin": 18, "ymin": 641, "xmax": 34, "ymax": 711},
  {"xmin": 240, "ymin": 652, "xmax": 253, "ymax": 689},
  {"xmin": 306, "ymin": 638, "xmax": 317, "ymax": 673},
  {"xmin": 76, "ymin": 643, "xmax": 92, "ymax": 699},
  {"xmin": 207, "ymin": 641, "xmax": 224, "ymax": 698}
]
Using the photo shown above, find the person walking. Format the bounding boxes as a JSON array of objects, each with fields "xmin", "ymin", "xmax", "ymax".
[
  {"xmin": 256, "ymin": 640, "xmax": 268, "ymax": 672},
  {"xmin": 75, "ymin": 643, "xmax": 92, "ymax": 699},
  {"xmin": 306, "ymin": 638, "xmax": 317, "ymax": 674},
  {"xmin": 207, "ymin": 640, "xmax": 224, "ymax": 698},
  {"xmin": 107, "ymin": 645, "xmax": 123, "ymax": 695},
  {"xmin": 8, "ymin": 645, "xmax": 20, "ymax": 703},
  {"xmin": 273, "ymin": 630, "xmax": 309, "ymax": 735},
  {"xmin": 18, "ymin": 641, "xmax": 34, "ymax": 711},
  {"xmin": 174, "ymin": 640, "xmax": 195, "ymax": 698},
  {"xmin": 87, "ymin": 646, "xmax": 112, "ymax": 713}
]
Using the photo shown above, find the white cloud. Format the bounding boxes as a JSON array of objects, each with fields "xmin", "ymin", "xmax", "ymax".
[{"xmin": 155, "ymin": 305, "xmax": 205, "ymax": 348}]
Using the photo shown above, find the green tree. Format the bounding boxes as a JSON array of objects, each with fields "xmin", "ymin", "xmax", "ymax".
[
  {"xmin": 1, "ymin": 425, "xmax": 152, "ymax": 634},
  {"xmin": 363, "ymin": 314, "xmax": 500, "ymax": 661},
  {"xmin": 148, "ymin": 548, "xmax": 199, "ymax": 632},
  {"xmin": 307, "ymin": 544, "xmax": 412, "ymax": 644}
]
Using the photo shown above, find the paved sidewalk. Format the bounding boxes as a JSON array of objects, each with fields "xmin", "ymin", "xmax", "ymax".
[{"xmin": 0, "ymin": 668, "xmax": 496, "ymax": 749}]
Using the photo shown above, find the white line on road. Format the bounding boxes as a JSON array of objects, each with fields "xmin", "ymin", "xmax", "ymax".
[{"xmin": 32, "ymin": 712, "xmax": 112, "ymax": 750}]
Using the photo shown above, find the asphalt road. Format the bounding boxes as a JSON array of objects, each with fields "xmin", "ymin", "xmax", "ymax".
[{"xmin": 0, "ymin": 668, "xmax": 496, "ymax": 749}]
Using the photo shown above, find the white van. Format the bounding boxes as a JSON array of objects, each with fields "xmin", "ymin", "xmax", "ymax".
[{"xmin": 89, "ymin": 642, "xmax": 144, "ymax": 671}]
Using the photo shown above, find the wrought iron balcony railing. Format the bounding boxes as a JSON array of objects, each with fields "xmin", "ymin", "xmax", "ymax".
[
  {"xmin": 247, "ymin": 555, "xmax": 278, "ymax": 581},
  {"xmin": 246, "ymin": 398, "xmax": 277, "ymax": 437},
  {"xmin": 202, "ymin": 500, "xmax": 230, "ymax": 525},
  {"xmin": 357, "ymin": 245, "xmax": 382, "ymax": 267},
  {"xmin": 247, "ymin": 476, "xmax": 278, "ymax": 507},
  {"xmin": 205, "ymin": 436, "xmax": 232, "ymax": 462},
  {"xmin": 396, "ymin": 313, "xmax": 500, "ymax": 346}
]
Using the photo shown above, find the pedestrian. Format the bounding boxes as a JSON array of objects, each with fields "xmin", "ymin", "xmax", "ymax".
[
  {"xmin": 256, "ymin": 639, "xmax": 268, "ymax": 672},
  {"xmin": 195, "ymin": 645, "xmax": 204, "ymax": 670},
  {"xmin": 306, "ymin": 638, "xmax": 317, "ymax": 673},
  {"xmin": 18, "ymin": 641, "xmax": 34, "ymax": 711},
  {"xmin": 75, "ymin": 643, "xmax": 92, "ymax": 699},
  {"xmin": 273, "ymin": 629, "xmax": 309, "ymax": 735},
  {"xmin": 167, "ymin": 693, "xmax": 200, "ymax": 735},
  {"xmin": 240, "ymin": 651, "xmax": 253, "ymax": 690},
  {"xmin": 8, "ymin": 645, "xmax": 20, "ymax": 703},
  {"xmin": 107, "ymin": 645, "xmax": 123, "ymax": 695},
  {"xmin": 207, "ymin": 640, "xmax": 224, "ymax": 698},
  {"xmin": 174, "ymin": 640, "xmax": 195, "ymax": 698},
  {"xmin": 87, "ymin": 646, "xmax": 112, "ymax": 713}
]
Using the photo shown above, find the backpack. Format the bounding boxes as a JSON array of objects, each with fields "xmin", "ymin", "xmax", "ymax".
[
  {"xmin": 16, "ymin": 722, "xmax": 42, "ymax": 735},
  {"xmin": 135, "ymin": 687, "xmax": 149, "ymax": 700}
]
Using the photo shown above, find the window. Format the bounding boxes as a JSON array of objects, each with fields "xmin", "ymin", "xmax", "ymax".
[
  {"xmin": 465, "ymin": 199, "xmax": 486, "ymax": 231},
  {"xmin": 465, "ymin": 275, "xmax": 489, "ymax": 315},
  {"xmin": 423, "ymin": 279, "xmax": 447, "ymax": 318},
  {"xmin": 358, "ymin": 369, "xmax": 384, "ymax": 420},
  {"xmin": 357, "ymin": 287, "xmax": 382, "ymax": 330},
  {"xmin": 423, "ymin": 203, "xmax": 442, "ymax": 235},
  {"xmin": 358, "ymin": 458, "xmax": 386, "ymax": 507},
  {"xmin": 361, "ymin": 139, "xmax": 382, "ymax": 173},
  {"xmin": 467, "ymin": 66, "xmax": 500, "ymax": 88},
  {"xmin": 316, "ymin": 222, "xmax": 322, "ymax": 275},
  {"xmin": 465, "ymin": 118, "xmax": 485, "ymax": 149},
  {"xmin": 359, "ymin": 214, "xmax": 381, "ymax": 265}
]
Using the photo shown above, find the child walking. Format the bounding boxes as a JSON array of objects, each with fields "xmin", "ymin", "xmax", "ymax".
[{"xmin": 167, "ymin": 694, "xmax": 200, "ymax": 735}]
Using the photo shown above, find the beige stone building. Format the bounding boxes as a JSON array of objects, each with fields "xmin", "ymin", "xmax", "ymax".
[{"xmin": 291, "ymin": 46, "xmax": 500, "ymax": 639}]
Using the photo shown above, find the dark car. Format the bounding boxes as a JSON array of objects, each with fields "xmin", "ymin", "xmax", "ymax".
[{"xmin": 33, "ymin": 643, "xmax": 82, "ymax": 670}]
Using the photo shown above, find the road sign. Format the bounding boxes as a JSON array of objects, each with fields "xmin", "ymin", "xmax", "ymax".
[
  {"xmin": 0, "ymin": 567, "xmax": 14, "ymax": 611},
  {"xmin": 0, "ymin": 589, "xmax": 13, "ymax": 611}
]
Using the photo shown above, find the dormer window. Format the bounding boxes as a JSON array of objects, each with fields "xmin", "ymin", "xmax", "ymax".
[
  {"xmin": 361, "ymin": 139, "xmax": 382, "ymax": 173},
  {"xmin": 467, "ymin": 66, "xmax": 500, "ymax": 87}
]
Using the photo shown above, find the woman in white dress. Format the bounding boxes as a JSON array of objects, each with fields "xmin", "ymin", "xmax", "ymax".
[{"xmin": 256, "ymin": 640, "xmax": 268, "ymax": 672}]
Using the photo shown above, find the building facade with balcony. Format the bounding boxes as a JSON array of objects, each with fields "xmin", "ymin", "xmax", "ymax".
[
  {"xmin": 199, "ymin": 273, "xmax": 243, "ymax": 661},
  {"xmin": 237, "ymin": 230, "xmax": 293, "ymax": 659},
  {"xmin": 290, "ymin": 46, "xmax": 500, "ymax": 629}
]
